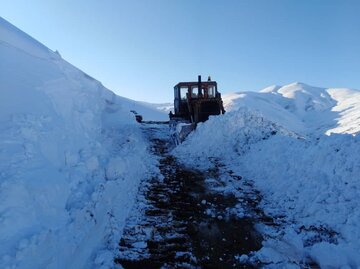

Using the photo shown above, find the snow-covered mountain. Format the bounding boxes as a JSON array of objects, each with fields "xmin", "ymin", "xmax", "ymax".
[
  {"xmin": 223, "ymin": 82, "xmax": 360, "ymax": 136},
  {"xmin": 0, "ymin": 17, "xmax": 164, "ymax": 268},
  {"xmin": 138, "ymin": 101, "xmax": 173, "ymax": 115}
]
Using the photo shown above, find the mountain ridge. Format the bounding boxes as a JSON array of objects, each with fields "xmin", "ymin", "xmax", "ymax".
[{"xmin": 223, "ymin": 82, "xmax": 360, "ymax": 136}]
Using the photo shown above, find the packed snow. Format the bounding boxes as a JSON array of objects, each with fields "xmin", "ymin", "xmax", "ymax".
[{"xmin": 0, "ymin": 17, "xmax": 166, "ymax": 268}]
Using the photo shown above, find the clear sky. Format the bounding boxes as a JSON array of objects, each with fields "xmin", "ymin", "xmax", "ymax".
[{"xmin": 1, "ymin": 0, "xmax": 360, "ymax": 103}]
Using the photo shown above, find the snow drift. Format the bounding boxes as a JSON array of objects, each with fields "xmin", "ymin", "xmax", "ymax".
[{"xmin": 0, "ymin": 17, "xmax": 163, "ymax": 268}]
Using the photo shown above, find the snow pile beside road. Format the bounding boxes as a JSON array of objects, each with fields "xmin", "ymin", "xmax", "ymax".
[
  {"xmin": 241, "ymin": 133, "xmax": 360, "ymax": 267},
  {"xmin": 175, "ymin": 109, "xmax": 297, "ymax": 166},
  {"xmin": 0, "ymin": 17, "xmax": 158, "ymax": 268},
  {"xmin": 175, "ymin": 108, "xmax": 360, "ymax": 267}
]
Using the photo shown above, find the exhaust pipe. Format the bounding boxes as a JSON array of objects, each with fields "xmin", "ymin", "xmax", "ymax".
[{"xmin": 198, "ymin": 75, "xmax": 201, "ymax": 95}]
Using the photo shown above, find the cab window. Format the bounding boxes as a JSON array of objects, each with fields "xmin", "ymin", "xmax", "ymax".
[
  {"xmin": 191, "ymin": 86, "xmax": 198, "ymax": 98},
  {"xmin": 208, "ymin": 86, "xmax": 216, "ymax": 97},
  {"xmin": 180, "ymin": 87, "xmax": 188, "ymax": 99}
]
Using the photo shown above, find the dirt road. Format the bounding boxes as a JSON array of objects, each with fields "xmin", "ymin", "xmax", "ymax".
[{"xmin": 115, "ymin": 124, "xmax": 265, "ymax": 268}]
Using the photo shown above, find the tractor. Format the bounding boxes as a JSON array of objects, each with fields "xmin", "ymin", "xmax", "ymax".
[{"xmin": 170, "ymin": 75, "xmax": 225, "ymax": 144}]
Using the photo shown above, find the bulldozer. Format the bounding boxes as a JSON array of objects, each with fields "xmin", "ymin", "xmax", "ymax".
[{"xmin": 170, "ymin": 75, "xmax": 225, "ymax": 144}]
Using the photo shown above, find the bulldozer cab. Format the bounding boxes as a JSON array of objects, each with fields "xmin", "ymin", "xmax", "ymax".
[{"xmin": 172, "ymin": 76, "xmax": 225, "ymax": 123}]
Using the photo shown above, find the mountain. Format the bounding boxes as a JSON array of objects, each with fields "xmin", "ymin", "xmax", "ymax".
[
  {"xmin": 223, "ymin": 82, "xmax": 360, "ymax": 136},
  {"xmin": 138, "ymin": 101, "xmax": 173, "ymax": 114}
]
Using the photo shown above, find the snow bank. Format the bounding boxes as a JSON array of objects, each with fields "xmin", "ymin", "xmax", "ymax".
[
  {"xmin": 0, "ymin": 17, "xmax": 160, "ymax": 268},
  {"xmin": 175, "ymin": 109, "xmax": 297, "ymax": 164},
  {"xmin": 242, "ymin": 134, "xmax": 360, "ymax": 266},
  {"xmin": 175, "ymin": 108, "xmax": 360, "ymax": 267}
]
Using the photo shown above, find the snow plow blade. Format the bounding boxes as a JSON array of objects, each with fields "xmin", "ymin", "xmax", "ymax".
[{"xmin": 170, "ymin": 120, "xmax": 195, "ymax": 145}]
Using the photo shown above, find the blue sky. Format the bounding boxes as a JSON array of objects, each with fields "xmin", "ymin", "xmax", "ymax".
[{"xmin": 1, "ymin": 0, "xmax": 360, "ymax": 102}]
